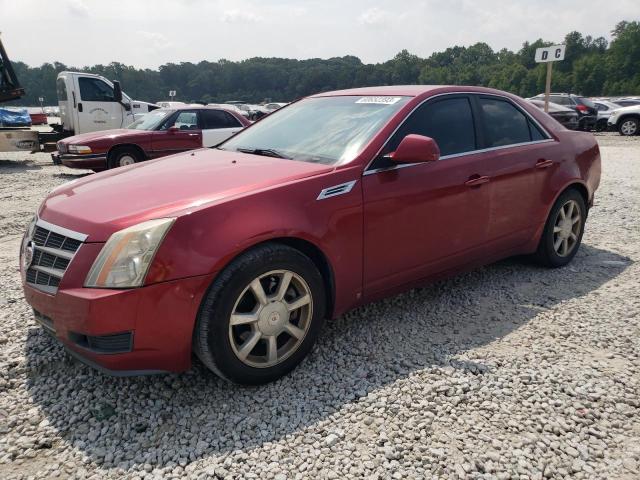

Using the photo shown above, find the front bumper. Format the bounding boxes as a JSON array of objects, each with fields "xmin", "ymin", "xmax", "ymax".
[
  {"xmin": 23, "ymin": 272, "xmax": 215, "ymax": 375},
  {"xmin": 52, "ymin": 152, "xmax": 107, "ymax": 170}
]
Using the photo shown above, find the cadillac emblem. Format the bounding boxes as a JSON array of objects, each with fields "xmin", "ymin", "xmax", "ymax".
[{"xmin": 23, "ymin": 241, "xmax": 35, "ymax": 270}]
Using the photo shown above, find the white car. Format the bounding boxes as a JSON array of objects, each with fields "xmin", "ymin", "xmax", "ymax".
[
  {"xmin": 592, "ymin": 100, "xmax": 623, "ymax": 131},
  {"xmin": 607, "ymin": 105, "xmax": 640, "ymax": 136}
]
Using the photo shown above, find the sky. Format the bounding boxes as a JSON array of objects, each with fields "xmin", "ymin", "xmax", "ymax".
[{"xmin": 1, "ymin": 0, "xmax": 639, "ymax": 68}]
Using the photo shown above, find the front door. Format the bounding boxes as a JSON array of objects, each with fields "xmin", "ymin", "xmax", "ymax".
[
  {"xmin": 362, "ymin": 95, "xmax": 491, "ymax": 298},
  {"xmin": 73, "ymin": 76, "xmax": 125, "ymax": 134},
  {"xmin": 150, "ymin": 110, "xmax": 203, "ymax": 158}
]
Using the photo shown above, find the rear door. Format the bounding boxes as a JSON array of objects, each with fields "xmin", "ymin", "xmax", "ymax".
[
  {"xmin": 150, "ymin": 110, "xmax": 202, "ymax": 158},
  {"xmin": 73, "ymin": 76, "xmax": 125, "ymax": 134},
  {"xmin": 362, "ymin": 95, "xmax": 491, "ymax": 297},
  {"xmin": 200, "ymin": 109, "xmax": 244, "ymax": 146},
  {"xmin": 473, "ymin": 95, "xmax": 556, "ymax": 250}
]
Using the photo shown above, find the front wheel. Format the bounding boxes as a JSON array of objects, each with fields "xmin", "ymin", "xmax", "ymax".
[
  {"xmin": 193, "ymin": 244, "xmax": 326, "ymax": 384},
  {"xmin": 534, "ymin": 189, "xmax": 586, "ymax": 268},
  {"xmin": 107, "ymin": 147, "xmax": 142, "ymax": 169},
  {"xmin": 619, "ymin": 118, "xmax": 639, "ymax": 136}
]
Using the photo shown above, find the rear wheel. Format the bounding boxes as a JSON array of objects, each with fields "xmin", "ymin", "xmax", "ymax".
[
  {"xmin": 534, "ymin": 189, "xmax": 586, "ymax": 268},
  {"xmin": 619, "ymin": 117, "xmax": 639, "ymax": 136},
  {"xmin": 107, "ymin": 147, "xmax": 142, "ymax": 169},
  {"xmin": 193, "ymin": 244, "xmax": 326, "ymax": 384}
]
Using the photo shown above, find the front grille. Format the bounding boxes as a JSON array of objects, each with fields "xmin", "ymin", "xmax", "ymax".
[
  {"xmin": 23, "ymin": 220, "xmax": 87, "ymax": 294},
  {"xmin": 57, "ymin": 142, "xmax": 68, "ymax": 154}
]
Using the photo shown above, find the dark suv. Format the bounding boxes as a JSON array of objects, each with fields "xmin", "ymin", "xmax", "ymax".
[{"xmin": 532, "ymin": 93, "xmax": 597, "ymax": 131}]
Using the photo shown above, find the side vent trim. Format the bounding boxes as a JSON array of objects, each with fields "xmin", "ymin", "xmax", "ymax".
[{"xmin": 317, "ymin": 180, "xmax": 357, "ymax": 200}]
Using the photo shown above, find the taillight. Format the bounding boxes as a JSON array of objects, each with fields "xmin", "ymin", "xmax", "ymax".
[{"xmin": 576, "ymin": 105, "xmax": 589, "ymax": 113}]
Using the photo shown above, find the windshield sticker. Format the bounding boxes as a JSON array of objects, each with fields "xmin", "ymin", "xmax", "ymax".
[{"xmin": 355, "ymin": 96, "xmax": 402, "ymax": 105}]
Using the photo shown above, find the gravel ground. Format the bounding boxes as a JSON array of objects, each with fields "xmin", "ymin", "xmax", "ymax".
[{"xmin": 0, "ymin": 133, "xmax": 639, "ymax": 480}]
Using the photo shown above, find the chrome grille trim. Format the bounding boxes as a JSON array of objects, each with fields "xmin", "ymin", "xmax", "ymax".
[{"xmin": 23, "ymin": 218, "xmax": 87, "ymax": 295}]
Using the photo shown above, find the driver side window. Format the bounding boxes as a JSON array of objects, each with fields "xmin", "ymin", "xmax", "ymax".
[
  {"xmin": 160, "ymin": 111, "xmax": 200, "ymax": 130},
  {"xmin": 78, "ymin": 77, "xmax": 115, "ymax": 102},
  {"xmin": 381, "ymin": 96, "xmax": 477, "ymax": 160}
]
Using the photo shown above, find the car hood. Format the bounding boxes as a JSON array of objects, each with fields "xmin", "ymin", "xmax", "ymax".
[
  {"xmin": 38, "ymin": 148, "xmax": 333, "ymax": 241},
  {"xmin": 59, "ymin": 129, "xmax": 144, "ymax": 145},
  {"xmin": 611, "ymin": 105, "xmax": 640, "ymax": 114}
]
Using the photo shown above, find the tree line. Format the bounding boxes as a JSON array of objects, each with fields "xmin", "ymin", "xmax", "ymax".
[{"xmin": 7, "ymin": 20, "xmax": 640, "ymax": 107}]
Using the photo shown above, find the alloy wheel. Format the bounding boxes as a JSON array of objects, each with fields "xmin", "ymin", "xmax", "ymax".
[
  {"xmin": 553, "ymin": 199, "xmax": 582, "ymax": 257},
  {"xmin": 621, "ymin": 120, "xmax": 637, "ymax": 136},
  {"xmin": 228, "ymin": 270, "xmax": 313, "ymax": 368}
]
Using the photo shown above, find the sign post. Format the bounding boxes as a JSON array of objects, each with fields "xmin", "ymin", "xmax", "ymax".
[
  {"xmin": 535, "ymin": 44, "xmax": 566, "ymax": 113},
  {"xmin": 169, "ymin": 90, "xmax": 176, "ymax": 101},
  {"xmin": 38, "ymin": 96, "xmax": 44, "ymax": 113}
]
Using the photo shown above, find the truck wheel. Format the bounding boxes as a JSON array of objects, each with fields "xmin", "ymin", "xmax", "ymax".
[
  {"xmin": 619, "ymin": 118, "xmax": 639, "ymax": 136},
  {"xmin": 193, "ymin": 243, "xmax": 326, "ymax": 385},
  {"xmin": 108, "ymin": 147, "xmax": 141, "ymax": 169}
]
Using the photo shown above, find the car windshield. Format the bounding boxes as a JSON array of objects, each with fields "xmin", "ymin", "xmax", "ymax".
[
  {"xmin": 219, "ymin": 95, "xmax": 411, "ymax": 165},
  {"xmin": 127, "ymin": 110, "xmax": 173, "ymax": 130}
]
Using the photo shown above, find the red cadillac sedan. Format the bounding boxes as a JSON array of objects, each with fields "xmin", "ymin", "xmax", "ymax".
[
  {"xmin": 21, "ymin": 86, "xmax": 600, "ymax": 384},
  {"xmin": 53, "ymin": 105, "xmax": 250, "ymax": 171}
]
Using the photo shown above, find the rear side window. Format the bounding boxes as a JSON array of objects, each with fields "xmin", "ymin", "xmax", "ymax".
[
  {"xmin": 78, "ymin": 77, "xmax": 115, "ymax": 102},
  {"xmin": 550, "ymin": 96, "xmax": 570, "ymax": 106},
  {"xmin": 386, "ymin": 97, "xmax": 476, "ymax": 157},
  {"xmin": 201, "ymin": 109, "xmax": 242, "ymax": 129},
  {"xmin": 479, "ymin": 98, "xmax": 536, "ymax": 147}
]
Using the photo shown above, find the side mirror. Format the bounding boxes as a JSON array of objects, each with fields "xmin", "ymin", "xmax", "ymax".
[
  {"xmin": 167, "ymin": 126, "xmax": 179, "ymax": 134},
  {"xmin": 113, "ymin": 80, "xmax": 123, "ymax": 103},
  {"xmin": 389, "ymin": 134, "xmax": 440, "ymax": 164}
]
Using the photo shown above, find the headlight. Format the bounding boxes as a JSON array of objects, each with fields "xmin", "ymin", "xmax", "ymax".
[
  {"xmin": 68, "ymin": 145, "xmax": 93, "ymax": 154},
  {"xmin": 85, "ymin": 218, "xmax": 175, "ymax": 288}
]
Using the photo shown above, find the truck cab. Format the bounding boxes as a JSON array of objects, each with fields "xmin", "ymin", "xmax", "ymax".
[{"xmin": 56, "ymin": 72, "xmax": 158, "ymax": 135}]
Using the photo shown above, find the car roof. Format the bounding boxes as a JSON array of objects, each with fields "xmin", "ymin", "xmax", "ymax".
[{"xmin": 312, "ymin": 85, "xmax": 520, "ymax": 98}]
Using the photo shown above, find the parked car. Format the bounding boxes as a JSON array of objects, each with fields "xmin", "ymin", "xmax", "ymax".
[
  {"xmin": 591, "ymin": 100, "xmax": 624, "ymax": 131},
  {"xmin": 156, "ymin": 101, "xmax": 186, "ymax": 109},
  {"xmin": 531, "ymin": 93, "xmax": 597, "ymax": 131},
  {"xmin": 21, "ymin": 86, "xmax": 600, "ymax": 384},
  {"xmin": 607, "ymin": 104, "xmax": 640, "ymax": 136},
  {"xmin": 264, "ymin": 102, "xmax": 288, "ymax": 111},
  {"xmin": 27, "ymin": 107, "xmax": 48, "ymax": 125},
  {"xmin": 612, "ymin": 98, "xmax": 640, "ymax": 108},
  {"xmin": 53, "ymin": 106, "xmax": 250, "ymax": 170},
  {"xmin": 527, "ymin": 99, "xmax": 579, "ymax": 130}
]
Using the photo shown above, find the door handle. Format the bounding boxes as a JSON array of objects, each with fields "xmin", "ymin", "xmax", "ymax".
[
  {"xmin": 536, "ymin": 159, "xmax": 554, "ymax": 169},
  {"xmin": 188, "ymin": 133, "xmax": 199, "ymax": 137},
  {"xmin": 77, "ymin": 102, "xmax": 83, "ymax": 112},
  {"xmin": 465, "ymin": 175, "xmax": 490, "ymax": 187}
]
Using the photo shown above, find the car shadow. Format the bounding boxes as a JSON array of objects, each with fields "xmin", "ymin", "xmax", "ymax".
[
  {"xmin": 22, "ymin": 244, "xmax": 631, "ymax": 470},
  {"xmin": 0, "ymin": 159, "xmax": 42, "ymax": 171},
  {"xmin": 52, "ymin": 172, "xmax": 93, "ymax": 181}
]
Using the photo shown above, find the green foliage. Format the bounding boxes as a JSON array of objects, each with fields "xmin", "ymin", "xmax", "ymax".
[{"xmin": 7, "ymin": 20, "xmax": 640, "ymax": 106}]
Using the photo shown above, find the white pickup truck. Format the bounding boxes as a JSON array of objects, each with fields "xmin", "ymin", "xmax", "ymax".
[{"xmin": 1, "ymin": 71, "xmax": 158, "ymax": 153}]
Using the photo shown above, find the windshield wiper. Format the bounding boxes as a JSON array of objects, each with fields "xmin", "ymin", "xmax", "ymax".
[{"xmin": 236, "ymin": 147, "xmax": 291, "ymax": 159}]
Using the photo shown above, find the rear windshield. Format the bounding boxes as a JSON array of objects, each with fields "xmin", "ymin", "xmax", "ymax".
[
  {"xmin": 577, "ymin": 97, "xmax": 595, "ymax": 108},
  {"xmin": 56, "ymin": 78, "xmax": 67, "ymax": 102}
]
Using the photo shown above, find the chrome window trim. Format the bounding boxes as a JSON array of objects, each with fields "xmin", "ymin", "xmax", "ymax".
[
  {"xmin": 363, "ymin": 91, "xmax": 554, "ymax": 175},
  {"xmin": 363, "ymin": 138, "xmax": 555, "ymax": 176},
  {"xmin": 36, "ymin": 217, "xmax": 88, "ymax": 242}
]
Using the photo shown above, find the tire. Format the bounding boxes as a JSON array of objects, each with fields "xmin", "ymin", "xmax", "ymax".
[
  {"xmin": 534, "ymin": 189, "xmax": 587, "ymax": 268},
  {"xmin": 618, "ymin": 117, "xmax": 639, "ymax": 136},
  {"xmin": 193, "ymin": 243, "xmax": 326, "ymax": 385},
  {"xmin": 107, "ymin": 146, "xmax": 142, "ymax": 169}
]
